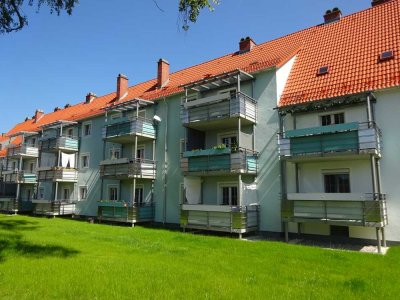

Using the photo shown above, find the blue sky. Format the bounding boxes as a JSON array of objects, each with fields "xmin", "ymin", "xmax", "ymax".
[{"xmin": 0, "ymin": 0, "xmax": 370, "ymax": 133}]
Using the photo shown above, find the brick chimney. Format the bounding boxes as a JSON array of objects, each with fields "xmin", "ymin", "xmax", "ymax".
[
  {"xmin": 324, "ymin": 8, "xmax": 342, "ymax": 24},
  {"xmin": 372, "ymin": 0, "xmax": 391, "ymax": 6},
  {"xmin": 34, "ymin": 109, "xmax": 44, "ymax": 122},
  {"xmin": 116, "ymin": 74, "xmax": 129, "ymax": 101},
  {"xmin": 86, "ymin": 92, "xmax": 97, "ymax": 104},
  {"xmin": 239, "ymin": 37, "xmax": 256, "ymax": 53},
  {"xmin": 157, "ymin": 59, "xmax": 170, "ymax": 89}
]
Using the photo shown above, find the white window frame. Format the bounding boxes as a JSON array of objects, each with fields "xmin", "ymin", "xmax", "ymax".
[
  {"xmin": 39, "ymin": 187, "xmax": 45, "ymax": 199},
  {"xmin": 217, "ymin": 182, "xmax": 239, "ymax": 205},
  {"xmin": 321, "ymin": 169, "xmax": 351, "ymax": 193},
  {"xmin": 319, "ymin": 111, "xmax": 345, "ymax": 126},
  {"xmin": 62, "ymin": 187, "xmax": 70, "ymax": 201},
  {"xmin": 132, "ymin": 184, "xmax": 144, "ymax": 205},
  {"xmin": 81, "ymin": 153, "xmax": 90, "ymax": 169},
  {"xmin": 79, "ymin": 186, "xmax": 88, "ymax": 200},
  {"xmin": 134, "ymin": 144, "xmax": 145, "ymax": 159},
  {"xmin": 82, "ymin": 121, "xmax": 92, "ymax": 137},
  {"xmin": 110, "ymin": 148, "xmax": 121, "ymax": 160},
  {"xmin": 217, "ymin": 131, "xmax": 238, "ymax": 147},
  {"xmin": 108, "ymin": 184, "xmax": 119, "ymax": 201}
]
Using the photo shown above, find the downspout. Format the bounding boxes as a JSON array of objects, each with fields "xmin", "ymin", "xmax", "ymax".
[{"xmin": 163, "ymin": 97, "xmax": 168, "ymax": 224}]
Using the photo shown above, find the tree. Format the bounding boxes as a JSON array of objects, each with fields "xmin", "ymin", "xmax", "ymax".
[
  {"xmin": 178, "ymin": 0, "xmax": 219, "ymax": 31},
  {"xmin": 0, "ymin": 0, "xmax": 78, "ymax": 33},
  {"xmin": 0, "ymin": 0, "xmax": 218, "ymax": 34}
]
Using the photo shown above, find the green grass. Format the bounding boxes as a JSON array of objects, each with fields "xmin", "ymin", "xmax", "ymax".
[{"xmin": 0, "ymin": 214, "xmax": 399, "ymax": 299}]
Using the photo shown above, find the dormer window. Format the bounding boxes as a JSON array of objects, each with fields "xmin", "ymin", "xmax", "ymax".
[
  {"xmin": 317, "ymin": 66, "xmax": 329, "ymax": 76},
  {"xmin": 379, "ymin": 50, "xmax": 394, "ymax": 62}
]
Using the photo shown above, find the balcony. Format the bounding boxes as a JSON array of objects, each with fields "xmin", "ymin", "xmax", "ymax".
[
  {"xmin": 2, "ymin": 171, "xmax": 37, "ymax": 184},
  {"xmin": 100, "ymin": 158, "xmax": 156, "ymax": 179},
  {"xmin": 102, "ymin": 117, "xmax": 156, "ymax": 143},
  {"xmin": 40, "ymin": 136, "xmax": 79, "ymax": 153},
  {"xmin": 279, "ymin": 122, "xmax": 381, "ymax": 160},
  {"xmin": 0, "ymin": 197, "xmax": 18, "ymax": 213},
  {"xmin": 6, "ymin": 144, "xmax": 38, "ymax": 158},
  {"xmin": 180, "ymin": 204, "xmax": 259, "ymax": 234},
  {"xmin": 181, "ymin": 92, "xmax": 257, "ymax": 130},
  {"xmin": 32, "ymin": 199, "xmax": 76, "ymax": 216},
  {"xmin": 181, "ymin": 147, "xmax": 258, "ymax": 175},
  {"xmin": 282, "ymin": 193, "xmax": 387, "ymax": 227},
  {"xmin": 97, "ymin": 201, "xmax": 154, "ymax": 224},
  {"xmin": 37, "ymin": 167, "xmax": 78, "ymax": 182}
]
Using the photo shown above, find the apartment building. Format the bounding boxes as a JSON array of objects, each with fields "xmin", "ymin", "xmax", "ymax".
[{"xmin": 0, "ymin": 0, "xmax": 398, "ymax": 248}]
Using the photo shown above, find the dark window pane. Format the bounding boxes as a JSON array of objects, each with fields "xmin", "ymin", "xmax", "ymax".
[
  {"xmin": 321, "ymin": 115, "xmax": 331, "ymax": 126},
  {"xmin": 334, "ymin": 113, "xmax": 345, "ymax": 124},
  {"xmin": 222, "ymin": 187, "xmax": 229, "ymax": 205},
  {"xmin": 231, "ymin": 187, "xmax": 238, "ymax": 206},
  {"xmin": 324, "ymin": 173, "xmax": 350, "ymax": 193}
]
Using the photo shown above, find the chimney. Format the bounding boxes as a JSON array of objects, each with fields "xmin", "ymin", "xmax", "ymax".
[
  {"xmin": 157, "ymin": 59, "xmax": 170, "ymax": 89},
  {"xmin": 239, "ymin": 37, "xmax": 256, "ymax": 53},
  {"xmin": 116, "ymin": 74, "xmax": 129, "ymax": 101},
  {"xmin": 371, "ymin": 0, "xmax": 391, "ymax": 6},
  {"xmin": 86, "ymin": 92, "xmax": 97, "ymax": 104},
  {"xmin": 324, "ymin": 8, "xmax": 342, "ymax": 24},
  {"xmin": 34, "ymin": 109, "xmax": 44, "ymax": 122}
]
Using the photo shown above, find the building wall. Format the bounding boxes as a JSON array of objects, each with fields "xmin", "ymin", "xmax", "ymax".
[{"xmin": 374, "ymin": 88, "xmax": 400, "ymax": 242}]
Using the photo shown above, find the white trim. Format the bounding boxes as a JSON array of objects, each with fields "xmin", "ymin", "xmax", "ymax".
[
  {"xmin": 80, "ymin": 153, "xmax": 90, "ymax": 169},
  {"xmin": 107, "ymin": 184, "xmax": 119, "ymax": 201},
  {"xmin": 217, "ymin": 181, "xmax": 239, "ymax": 205},
  {"xmin": 82, "ymin": 121, "xmax": 92, "ymax": 137},
  {"xmin": 109, "ymin": 147, "xmax": 121, "ymax": 160},
  {"xmin": 318, "ymin": 111, "xmax": 345, "ymax": 126},
  {"xmin": 321, "ymin": 169, "xmax": 351, "ymax": 193},
  {"xmin": 79, "ymin": 185, "xmax": 88, "ymax": 201}
]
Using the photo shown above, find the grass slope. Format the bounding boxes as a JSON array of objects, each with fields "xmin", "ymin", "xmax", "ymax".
[{"xmin": 0, "ymin": 214, "xmax": 399, "ymax": 299}]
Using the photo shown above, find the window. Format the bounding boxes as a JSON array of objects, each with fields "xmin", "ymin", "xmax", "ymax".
[
  {"xmin": 219, "ymin": 183, "xmax": 238, "ymax": 206},
  {"xmin": 63, "ymin": 188, "xmax": 70, "ymax": 200},
  {"xmin": 110, "ymin": 148, "xmax": 121, "ymax": 160},
  {"xmin": 108, "ymin": 186, "xmax": 118, "ymax": 201},
  {"xmin": 67, "ymin": 128, "xmax": 74, "ymax": 138},
  {"xmin": 321, "ymin": 113, "xmax": 344, "ymax": 126},
  {"xmin": 379, "ymin": 50, "xmax": 394, "ymax": 61},
  {"xmin": 134, "ymin": 186, "xmax": 144, "ymax": 206},
  {"xmin": 80, "ymin": 186, "xmax": 88, "ymax": 200},
  {"xmin": 82, "ymin": 122, "xmax": 92, "ymax": 137},
  {"xmin": 136, "ymin": 146, "xmax": 145, "ymax": 159},
  {"xmin": 29, "ymin": 162, "xmax": 35, "ymax": 173},
  {"xmin": 324, "ymin": 173, "xmax": 350, "ymax": 193},
  {"xmin": 219, "ymin": 88, "xmax": 237, "ymax": 100},
  {"xmin": 81, "ymin": 154, "xmax": 90, "ymax": 168},
  {"xmin": 39, "ymin": 187, "xmax": 44, "ymax": 199},
  {"xmin": 317, "ymin": 66, "xmax": 329, "ymax": 75},
  {"xmin": 12, "ymin": 161, "xmax": 17, "ymax": 171},
  {"xmin": 31, "ymin": 138, "xmax": 36, "ymax": 147},
  {"xmin": 219, "ymin": 132, "xmax": 238, "ymax": 148}
]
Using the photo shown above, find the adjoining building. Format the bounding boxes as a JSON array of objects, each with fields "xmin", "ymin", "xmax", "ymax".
[{"xmin": 0, "ymin": 0, "xmax": 399, "ymax": 249}]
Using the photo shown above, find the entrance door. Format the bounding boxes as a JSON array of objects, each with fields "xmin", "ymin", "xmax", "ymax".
[{"xmin": 63, "ymin": 188, "xmax": 70, "ymax": 201}]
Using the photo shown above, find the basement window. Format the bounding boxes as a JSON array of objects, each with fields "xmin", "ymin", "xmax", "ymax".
[
  {"xmin": 379, "ymin": 50, "xmax": 394, "ymax": 62},
  {"xmin": 317, "ymin": 66, "xmax": 329, "ymax": 76}
]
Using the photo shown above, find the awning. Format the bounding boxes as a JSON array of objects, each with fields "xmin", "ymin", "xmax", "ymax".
[
  {"xmin": 103, "ymin": 98, "xmax": 154, "ymax": 113},
  {"xmin": 39, "ymin": 120, "xmax": 78, "ymax": 130}
]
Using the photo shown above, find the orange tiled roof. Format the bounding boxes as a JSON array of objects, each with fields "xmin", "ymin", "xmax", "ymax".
[
  {"xmin": 3, "ymin": 0, "xmax": 400, "ymax": 139},
  {"xmin": 279, "ymin": 0, "xmax": 400, "ymax": 106}
]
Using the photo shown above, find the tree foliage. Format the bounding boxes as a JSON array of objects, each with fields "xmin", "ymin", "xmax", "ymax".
[
  {"xmin": 179, "ymin": 0, "xmax": 219, "ymax": 30},
  {"xmin": 0, "ymin": 0, "xmax": 218, "ymax": 34},
  {"xmin": 0, "ymin": 0, "xmax": 78, "ymax": 33}
]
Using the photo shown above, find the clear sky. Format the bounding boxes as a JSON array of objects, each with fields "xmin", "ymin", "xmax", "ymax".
[{"xmin": 0, "ymin": 0, "xmax": 371, "ymax": 133}]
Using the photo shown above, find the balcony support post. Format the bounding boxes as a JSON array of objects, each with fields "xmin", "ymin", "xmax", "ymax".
[
  {"xmin": 284, "ymin": 222, "xmax": 289, "ymax": 242},
  {"xmin": 381, "ymin": 227, "xmax": 387, "ymax": 248},
  {"xmin": 370, "ymin": 155, "xmax": 378, "ymax": 196},
  {"xmin": 366, "ymin": 94, "xmax": 373, "ymax": 127},
  {"xmin": 237, "ymin": 74, "xmax": 241, "ymax": 93},
  {"xmin": 54, "ymin": 182, "xmax": 58, "ymax": 202},
  {"xmin": 376, "ymin": 227, "xmax": 382, "ymax": 254},
  {"xmin": 239, "ymin": 174, "xmax": 242, "ymax": 206}
]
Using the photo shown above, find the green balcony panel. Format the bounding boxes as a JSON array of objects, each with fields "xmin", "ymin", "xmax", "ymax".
[
  {"xmin": 188, "ymin": 155, "xmax": 230, "ymax": 172},
  {"xmin": 285, "ymin": 122, "xmax": 359, "ymax": 138}
]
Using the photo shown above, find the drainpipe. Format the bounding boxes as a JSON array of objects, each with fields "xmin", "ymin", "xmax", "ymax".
[
  {"xmin": 279, "ymin": 112, "xmax": 288, "ymax": 241},
  {"xmin": 163, "ymin": 97, "xmax": 168, "ymax": 225}
]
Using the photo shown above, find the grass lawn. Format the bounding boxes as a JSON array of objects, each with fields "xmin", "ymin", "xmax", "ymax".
[{"xmin": 0, "ymin": 214, "xmax": 399, "ymax": 299}]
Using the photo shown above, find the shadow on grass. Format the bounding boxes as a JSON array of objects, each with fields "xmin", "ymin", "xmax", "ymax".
[{"xmin": 0, "ymin": 218, "xmax": 80, "ymax": 263}]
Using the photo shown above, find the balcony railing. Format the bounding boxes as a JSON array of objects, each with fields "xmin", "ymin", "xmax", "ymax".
[
  {"xmin": 282, "ymin": 193, "xmax": 387, "ymax": 227},
  {"xmin": 181, "ymin": 92, "xmax": 257, "ymax": 125},
  {"xmin": 180, "ymin": 204, "xmax": 259, "ymax": 234},
  {"xmin": 40, "ymin": 136, "xmax": 79, "ymax": 153},
  {"xmin": 2, "ymin": 171, "xmax": 37, "ymax": 184},
  {"xmin": 97, "ymin": 201, "xmax": 154, "ymax": 223},
  {"xmin": 102, "ymin": 117, "xmax": 156, "ymax": 140},
  {"xmin": 100, "ymin": 158, "xmax": 156, "ymax": 179},
  {"xmin": 32, "ymin": 199, "xmax": 76, "ymax": 215},
  {"xmin": 278, "ymin": 122, "xmax": 381, "ymax": 159},
  {"xmin": 181, "ymin": 147, "xmax": 258, "ymax": 175},
  {"xmin": 37, "ymin": 168, "xmax": 78, "ymax": 182},
  {"xmin": 7, "ymin": 144, "xmax": 39, "ymax": 158},
  {"xmin": 0, "ymin": 197, "xmax": 18, "ymax": 213}
]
